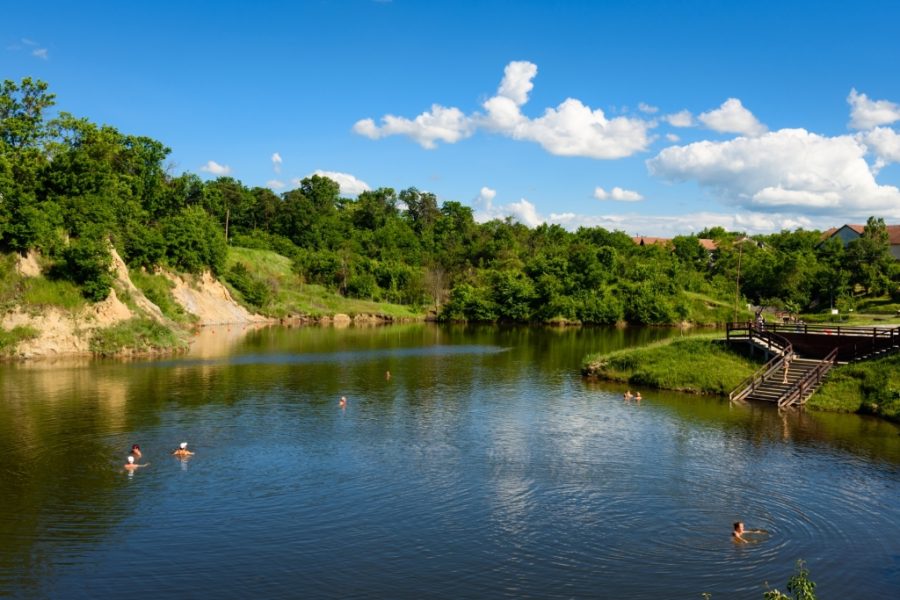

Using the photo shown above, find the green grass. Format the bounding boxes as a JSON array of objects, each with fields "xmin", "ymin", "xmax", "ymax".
[
  {"xmin": 582, "ymin": 335, "xmax": 760, "ymax": 395},
  {"xmin": 812, "ymin": 353, "xmax": 900, "ymax": 421},
  {"xmin": 89, "ymin": 318, "xmax": 187, "ymax": 356},
  {"xmin": 855, "ymin": 295, "xmax": 900, "ymax": 315},
  {"xmin": 21, "ymin": 277, "xmax": 86, "ymax": 311},
  {"xmin": 0, "ymin": 325, "xmax": 39, "ymax": 355},
  {"xmin": 225, "ymin": 246, "xmax": 423, "ymax": 320},
  {"xmin": 683, "ymin": 291, "xmax": 747, "ymax": 325},
  {"xmin": 129, "ymin": 268, "xmax": 194, "ymax": 323}
]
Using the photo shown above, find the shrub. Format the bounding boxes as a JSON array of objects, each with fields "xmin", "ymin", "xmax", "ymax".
[{"xmin": 224, "ymin": 262, "xmax": 271, "ymax": 308}]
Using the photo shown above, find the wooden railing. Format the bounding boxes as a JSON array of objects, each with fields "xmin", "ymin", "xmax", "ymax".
[
  {"xmin": 728, "ymin": 326, "xmax": 793, "ymax": 403},
  {"xmin": 778, "ymin": 347, "xmax": 839, "ymax": 408},
  {"xmin": 727, "ymin": 322, "xmax": 900, "ymax": 363}
]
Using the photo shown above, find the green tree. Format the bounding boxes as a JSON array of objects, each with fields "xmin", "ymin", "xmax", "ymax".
[
  {"xmin": 847, "ymin": 216, "xmax": 894, "ymax": 295},
  {"xmin": 161, "ymin": 206, "xmax": 227, "ymax": 274}
]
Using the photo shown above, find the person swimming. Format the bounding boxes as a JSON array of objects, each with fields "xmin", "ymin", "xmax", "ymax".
[
  {"xmin": 732, "ymin": 521, "xmax": 767, "ymax": 543},
  {"xmin": 124, "ymin": 455, "xmax": 149, "ymax": 470},
  {"xmin": 624, "ymin": 390, "xmax": 633, "ymax": 400},
  {"xmin": 634, "ymin": 392, "xmax": 642, "ymax": 401},
  {"xmin": 172, "ymin": 442, "xmax": 194, "ymax": 457},
  {"xmin": 339, "ymin": 396, "xmax": 347, "ymax": 408},
  {"xmin": 130, "ymin": 444, "xmax": 142, "ymax": 459}
]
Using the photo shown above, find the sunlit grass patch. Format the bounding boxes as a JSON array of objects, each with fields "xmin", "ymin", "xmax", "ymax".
[
  {"xmin": 89, "ymin": 318, "xmax": 186, "ymax": 356},
  {"xmin": 583, "ymin": 335, "xmax": 760, "ymax": 395}
]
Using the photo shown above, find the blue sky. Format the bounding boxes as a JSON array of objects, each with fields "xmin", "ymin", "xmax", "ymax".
[{"xmin": 4, "ymin": 0, "xmax": 900, "ymax": 236}]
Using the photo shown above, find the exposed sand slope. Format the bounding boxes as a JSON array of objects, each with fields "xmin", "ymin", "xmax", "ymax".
[
  {"xmin": 165, "ymin": 270, "xmax": 269, "ymax": 326},
  {"xmin": 3, "ymin": 248, "xmax": 268, "ymax": 359}
]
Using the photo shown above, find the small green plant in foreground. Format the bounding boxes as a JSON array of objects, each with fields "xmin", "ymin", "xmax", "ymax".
[
  {"xmin": 763, "ymin": 560, "xmax": 816, "ymax": 600},
  {"xmin": 89, "ymin": 318, "xmax": 186, "ymax": 356},
  {"xmin": 702, "ymin": 559, "xmax": 817, "ymax": 599}
]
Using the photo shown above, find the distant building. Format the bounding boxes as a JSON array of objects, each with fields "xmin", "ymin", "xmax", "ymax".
[
  {"xmin": 820, "ymin": 224, "xmax": 900, "ymax": 260},
  {"xmin": 631, "ymin": 236, "xmax": 718, "ymax": 250}
]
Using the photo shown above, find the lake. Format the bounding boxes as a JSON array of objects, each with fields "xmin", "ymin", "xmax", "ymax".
[{"xmin": 1, "ymin": 323, "xmax": 898, "ymax": 599}]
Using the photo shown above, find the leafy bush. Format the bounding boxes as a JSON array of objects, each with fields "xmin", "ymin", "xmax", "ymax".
[
  {"xmin": 439, "ymin": 283, "xmax": 498, "ymax": 322},
  {"xmin": 223, "ymin": 262, "xmax": 271, "ymax": 308},
  {"xmin": 59, "ymin": 235, "xmax": 114, "ymax": 301},
  {"xmin": 161, "ymin": 206, "xmax": 227, "ymax": 274}
]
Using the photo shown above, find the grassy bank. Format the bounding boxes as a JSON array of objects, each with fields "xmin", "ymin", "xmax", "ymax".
[
  {"xmin": 583, "ymin": 334, "xmax": 900, "ymax": 422},
  {"xmin": 0, "ymin": 325, "xmax": 39, "ymax": 356},
  {"xmin": 89, "ymin": 318, "xmax": 188, "ymax": 357},
  {"xmin": 581, "ymin": 336, "xmax": 760, "ymax": 395},
  {"xmin": 224, "ymin": 246, "xmax": 424, "ymax": 320},
  {"xmin": 811, "ymin": 353, "xmax": 900, "ymax": 421}
]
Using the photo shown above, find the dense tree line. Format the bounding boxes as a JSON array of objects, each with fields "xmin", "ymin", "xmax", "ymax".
[{"xmin": 1, "ymin": 79, "xmax": 898, "ymax": 320}]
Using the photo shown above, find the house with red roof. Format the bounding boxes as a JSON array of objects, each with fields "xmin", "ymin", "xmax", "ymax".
[{"xmin": 820, "ymin": 224, "xmax": 900, "ymax": 260}]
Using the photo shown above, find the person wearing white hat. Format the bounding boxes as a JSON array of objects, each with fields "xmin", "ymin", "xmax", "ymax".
[
  {"xmin": 172, "ymin": 442, "xmax": 195, "ymax": 457},
  {"xmin": 124, "ymin": 455, "xmax": 149, "ymax": 470}
]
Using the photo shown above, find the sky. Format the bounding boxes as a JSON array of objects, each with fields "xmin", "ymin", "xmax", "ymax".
[{"xmin": 4, "ymin": 0, "xmax": 900, "ymax": 236}]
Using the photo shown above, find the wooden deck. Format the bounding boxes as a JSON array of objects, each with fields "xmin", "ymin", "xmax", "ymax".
[{"xmin": 726, "ymin": 322, "xmax": 899, "ymax": 407}]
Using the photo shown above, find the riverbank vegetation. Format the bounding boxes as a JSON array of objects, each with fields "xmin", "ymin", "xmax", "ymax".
[
  {"xmin": 582, "ymin": 336, "xmax": 760, "ymax": 394},
  {"xmin": 2, "ymin": 78, "xmax": 898, "ymax": 337},
  {"xmin": 584, "ymin": 336, "xmax": 900, "ymax": 421},
  {"xmin": 223, "ymin": 246, "xmax": 420, "ymax": 320},
  {"xmin": 89, "ymin": 318, "xmax": 187, "ymax": 356},
  {"xmin": 812, "ymin": 353, "xmax": 900, "ymax": 420}
]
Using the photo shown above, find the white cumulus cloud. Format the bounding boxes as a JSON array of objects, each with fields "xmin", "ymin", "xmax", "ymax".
[
  {"xmin": 664, "ymin": 110, "xmax": 694, "ymax": 128},
  {"xmin": 352, "ymin": 104, "xmax": 475, "ymax": 149},
  {"xmin": 267, "ymin": 179, "xmax": 285, "ymax": 190},
  {"xmin": 473, "ymin": 187, "xmax": 543, "ymax": 227},
  {"xmin": 698, "ymin": 98, "xmax": 767, "ymax": 136},
  {"xmin": 638, "ymin": 102, "xmax": 659, "ymax": 114},
  {"xmin": 861, "ymin": 126, "xmax": 900, "ymax": 171},
  {"xmin": 354, "ymin": 60, "xmax": 654, "ymax": 159},
  {"xmin": 271, "ymin": 152, "xmax": 282, "ymax": 173},
  {"xmin": 647, "ymin": 128, "xmax": 900, "ymax": 218},
  {"xmin": 200, "ymin": 160, "xmax": 231, "ymax": 176},
  {"xmin": 480, "ymin": 62, "xmax": 653, "ymax": 159},
  {"xmin": 548, "ymin": 210, "xmax": 815, "ymax": 237},
  {"xmin": 476, "ymin": 186, "xmax": 497, "ymax": 205},
  {"xmin": 496, "ymin": 60, "xmax": 538, "ymax": 105},
  {"xmin": 296, "ymin": 170, "xmax": 371, "ymax": 196},
  {"xmin": 594, "ymin": 186, "xmax": 644, "ymax": 202},
  {"xmin": 848, "ymin": 89, "xmax": 900, "ymax": 130}
]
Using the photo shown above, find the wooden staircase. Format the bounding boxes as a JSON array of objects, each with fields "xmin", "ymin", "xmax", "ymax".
[
  {"xmin": 740, "ymin": 358, "xmax": 827, "ymax": 406},
  {"xmin": 728, "ymin": 325, "xmax": 839, "ymax": 408}
]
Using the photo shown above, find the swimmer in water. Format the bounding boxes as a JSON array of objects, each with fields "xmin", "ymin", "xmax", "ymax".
[
  {"xmin": 339, "ymin": 396, "xmax": 347, "ymax": 408},
  {"xmin": 172, "ymin": 442, "xmax": 194, "ymax": 457},
  {"xmin": 634, "ymin": 392, "xmax": 642, "ymax": 401},
  {"xmin": 385, "ymin": 370, "xmax": 392, "ymax": 380},
  {"xmin": 624, "ymin": 390, "xmax": 633, "ymax": 400},
  {"xmin": 732, "ymin": 521, "xmax": 767, "ymax": 543},
  {"xmin": 124, "ymin": 455, "xmax": 149, "ymax": 470},
  {"xmin": 130, "ymin": 444, "xmax": 142, "ymax": 459}
]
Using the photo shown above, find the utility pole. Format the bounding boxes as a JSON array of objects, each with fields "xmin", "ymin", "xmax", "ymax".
[{"xmin": 733, "ymin": 238, "xmax": 743, "ymax": 324}]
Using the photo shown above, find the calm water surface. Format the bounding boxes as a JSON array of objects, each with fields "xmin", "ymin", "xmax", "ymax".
[{"xmin": 1, "ymin": 324, "xmax": 898, "ymax": 599}]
